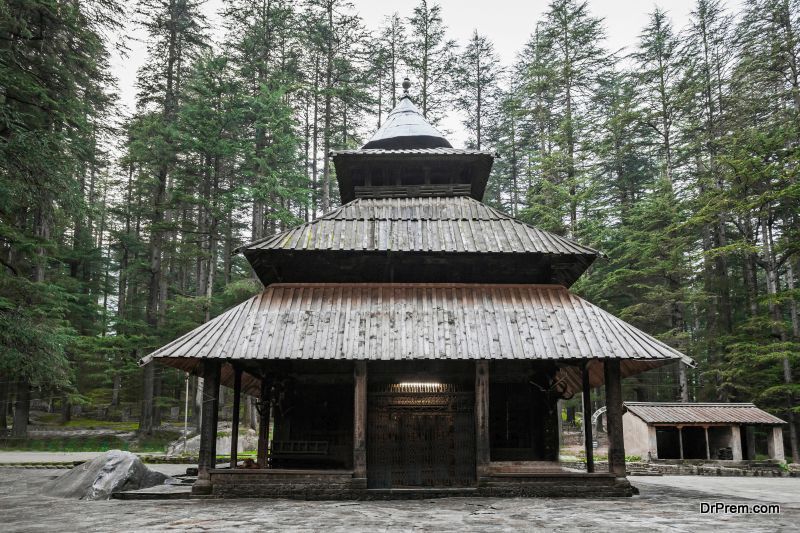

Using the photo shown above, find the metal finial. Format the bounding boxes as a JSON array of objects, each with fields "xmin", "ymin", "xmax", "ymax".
[{"xmin": 402, "ymin": 77, "xmax": 411, "ymax": 94}]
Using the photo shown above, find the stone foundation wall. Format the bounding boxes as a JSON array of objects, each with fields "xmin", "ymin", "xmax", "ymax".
[
  {"xmin": 631, "ymin": 460, "xmax": 792, "ymax": 477},
  {"xmin": 207, "ymin": 469, "xmax": 634, "ymax": 498}
]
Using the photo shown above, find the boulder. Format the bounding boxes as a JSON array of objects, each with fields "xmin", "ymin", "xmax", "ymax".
[
  {"xmin": 44, "ymin": 450, "xmax": 171, "ymax": 500},
  {"xmin": 166, "ymin": 427, "xmax": 258, "ymax": 457}
]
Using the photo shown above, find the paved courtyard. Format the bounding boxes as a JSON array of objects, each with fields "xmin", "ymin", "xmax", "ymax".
[{"xmin": 0, "ymin": 467, "xmax": 797, "ymax": 532}]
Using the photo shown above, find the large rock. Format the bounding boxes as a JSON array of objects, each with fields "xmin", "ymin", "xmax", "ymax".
[
  {"xmin": 166, "ymin": 427, "xmax": 258, "ymax": 457},
  {"xmin": 44, "ymin": 450, "xmax": 170, "ymax": 500}
]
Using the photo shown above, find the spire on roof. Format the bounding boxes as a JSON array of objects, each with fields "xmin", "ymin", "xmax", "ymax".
[{"xmin": 361, "ymin": 78, "xmax": 452, "ymax": 150}]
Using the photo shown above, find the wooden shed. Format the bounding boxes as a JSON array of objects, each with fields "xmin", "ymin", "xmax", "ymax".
[
  {"xmin": 142, "ymin": 82, "xmax": 695, "ymax": 498},
  {"xmin": 623, "ymin": 402, "xmax": 786, "ymax": 462}
]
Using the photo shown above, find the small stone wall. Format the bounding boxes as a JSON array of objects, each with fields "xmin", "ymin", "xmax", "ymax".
[
  {"xmin": 632, "ymin": 460, "xmax": 792, "ymax": 477},
  {"xmin": 210, "ymin": 469, "xmax": 361, "ymax": 499},
  {"xmin": 207, "ymin": 469, "xmax": 634, "ymax": 498},
  {"xmin": 479, "ymin": 473, "xmax": 634, "ymax": 497}
]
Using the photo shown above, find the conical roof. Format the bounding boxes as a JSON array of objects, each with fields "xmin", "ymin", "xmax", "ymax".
[{"xmin": 362, "ymin": 94, "xmax": 452, "ymax": 149}]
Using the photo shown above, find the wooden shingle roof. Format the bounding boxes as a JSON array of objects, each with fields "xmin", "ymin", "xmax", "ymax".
[
  {"xmin": 240, "ymin": 196, "xmax": 598, "ymax": 256},
  {"xmin": 624, "ymin": 402, "xmax": 785, "ymax": 425},
  {"xmin": 142, "ymin": 283, "xmax": 694, "ymax": 396}
]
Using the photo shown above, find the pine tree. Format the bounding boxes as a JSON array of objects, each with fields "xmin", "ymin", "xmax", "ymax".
[
  {"xmin": 405, "ymin": 0, "xmax": 457, "ymax": 124},
  {"xmin": 456, "ymin": 31, "xmax": 502, "ymax": 150},
  {"xmin": 133, "ymin": 0, "xmax": 208, "ymax": 434},
  {"xmin": 633, "ymin": 8, "xmax": 692, "ymax": 400},
  {"xmin": 0, "ymin": 0, "xmax": 124, "ymax": 436}
]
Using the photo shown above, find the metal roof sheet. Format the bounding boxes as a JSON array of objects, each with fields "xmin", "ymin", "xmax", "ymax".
[
  {"xmin": 239, "ymin": 196, "xmax": 599, "ymax": 256},
  {"xmin": 142, "ymin": 283, "xmax": 694, "ymax": 395},
  {"xmin": 362, "ymin": 96, "xmax": 452, "ymax": 149},
  {"xmin": 624, "ymin": 402, "xmax": 786, "ymax": 425}
]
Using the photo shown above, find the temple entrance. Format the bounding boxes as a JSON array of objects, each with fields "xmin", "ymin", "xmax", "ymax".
[{"xmin": 367, "ymin": 384, "xmax": 475, "ymax": 488}]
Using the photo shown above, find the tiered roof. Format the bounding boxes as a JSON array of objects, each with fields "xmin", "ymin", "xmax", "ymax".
[{"xmin": 143, "ymin": 80, "xmax": 693, "ymax": 386}]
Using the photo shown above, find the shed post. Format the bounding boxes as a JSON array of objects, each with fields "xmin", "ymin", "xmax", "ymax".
[
  {"xmin": 193, "ymin": 360, "xmax": 220, "ymax": 495},
  {"xmin": 678, "ymin": 426, "xmax": 684, "ymax": 460},
  {"xmin": 230, "ymin": 365, "xmax": 242, "ymax": 468},
  {"xmin": 745, "ymin": 426, "xmax": 757, "ymax": 460},
  {"xmin": 604, "ymin": 359, "xmax": 626, "ymax": 476},
  {"xmin": 767, "ymin": 426, "xmax": 785, "ymax": 461},
  {"xmin": 475, "ymin": 360, "xmax": 491, "ymax": 477},
  {"xmin": 353, "ymin": 361, "xmax": 368, "ymax": 479},
  {"xmin": 256, "ymin": 378, "xmax": 270, "ymax": 468},
  {"xmin": 582, "ymin": 361, "xmax": 594, "ymax": 473},
  {"xmin": 730, "ymin": 425, "xmax": 743, "ymax": 460},
  {"xmin": 704, "ymin": 426, "xmax": 710, "ymax": 459}
]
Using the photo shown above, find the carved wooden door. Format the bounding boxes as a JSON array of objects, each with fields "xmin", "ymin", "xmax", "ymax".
[{"xmin": 367, "ymin": 386, "xmax": 475, "ymax": 488}]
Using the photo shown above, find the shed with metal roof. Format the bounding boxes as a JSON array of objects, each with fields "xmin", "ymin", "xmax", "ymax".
[{"xmin": 622, "ymin": 402, "xmax": 786, "ymax": 462}]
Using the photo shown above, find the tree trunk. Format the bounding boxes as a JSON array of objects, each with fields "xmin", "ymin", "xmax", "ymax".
[
  {"xmin": 140, "ymin": 362, "xmax": 155, "ymax": 435},
  {"xmin": 111, "ymin": 374, "xmax": 121, "ymax": 407},
  {"xmin": 12, "ymin": 380, "xmax": 30, "ymax": 438},
  {"xmin": 194, "ymin": 376, "xmax": 204, "ymax": 430},
  {"xmin": 61, "ymin": 394, "xmax": 71, "ymax": 424},
  {"xmin": 762, "ymin": 217, "xmax": 798, "ymax": 462},
  {"xmin": 0, "ymin": 378, "xmax": 8, "ymax": 429}
]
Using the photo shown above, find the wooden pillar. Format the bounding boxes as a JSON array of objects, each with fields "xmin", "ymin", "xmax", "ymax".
[
  {"xmin": 582, "ymin": 362, "xmax": 594, "ymax": 473},
  {"xmin": 730, "ymin": 425, "xmax": 743, "ymax": 460},
  {"xmin": 704, "ymin": 426, "xmax": 710, "ymax": 459},
  {"xmin": 475, "ymin": 360, "xmax": 490, "ymax": 477},
  {"xmin": 230, "ymin": 366, "xmax": 242, "ymax": 469},
  {"xmin": 256, "ymin": 378, "xmax": 270, "ymax": 468},
  {"xmin": 746, "ymin": 425, "xmax": 757, "ymax": 460},
  {"xmin": 767, "ymin": 426, "xmax": 785, "ymax": 461},
  {"xmin": 678, "ymin": 426, "xmax": 684, "ymax": 459},
  {"xmin": 603, "ymin": 359, "xmax": 626, "ymax": 476},
  {"xmin": 193, "ymin": 360, "xmax": 220, "ymax": 495},
  {"xmin": 353, "ymin": 361, "xmax": 367, "ymax": 479}
]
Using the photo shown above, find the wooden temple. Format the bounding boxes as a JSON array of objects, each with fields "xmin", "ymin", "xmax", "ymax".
[{"xmin": 142, "ymin": 81, "xmax": 695, "ymax": 498}]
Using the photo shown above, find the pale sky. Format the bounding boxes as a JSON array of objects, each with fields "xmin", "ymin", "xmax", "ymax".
[{"xmin": 111, "ymin": 0, "xmax": 743, "ymax": 146}]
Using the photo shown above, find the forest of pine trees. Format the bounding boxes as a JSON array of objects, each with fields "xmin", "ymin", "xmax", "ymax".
[{"xmin": 0, "ymin": 0, "xmax": 797, "ymax": 460}]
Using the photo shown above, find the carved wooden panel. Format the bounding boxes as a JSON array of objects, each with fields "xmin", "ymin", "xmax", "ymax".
[{"xmin": 367, "ymin": 387, "xmax": 475, "ymax": 488}]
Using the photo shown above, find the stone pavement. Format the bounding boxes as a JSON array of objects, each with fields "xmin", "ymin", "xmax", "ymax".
[{"xmin": 0, "ymin": 468, "xmax": 797, "ymax": 532}]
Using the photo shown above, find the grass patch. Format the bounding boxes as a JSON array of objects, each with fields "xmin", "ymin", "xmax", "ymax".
[
  {"xmin": 0, "ymin": 429, "xmax": 181, "ymax": 453},
  {"xmin": 62, "ymin": 419, "xmax": 140, "ymax": 431}
]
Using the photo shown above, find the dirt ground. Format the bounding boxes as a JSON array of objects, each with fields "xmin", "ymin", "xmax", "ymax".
[{"xmin": 0, "ymin": 467, "xmax": 797, "ymax": 532}]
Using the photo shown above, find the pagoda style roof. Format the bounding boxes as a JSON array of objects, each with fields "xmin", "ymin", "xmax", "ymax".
[
  {"xmin": 331, "ymin": 148, "xmax": 494, "ymax": 203},
  {"xmin": 362, "ymin": 95, "xmax": 451, "ymax": 149},
  {"xmin": 332, "ymin": 148, "xmax": 493, "ymax": 157},
  {"xmin": 141, "ymin": 283, "xmax": 695, "ymax": 397},
  {"xmin": 238, "ymin": 196, "xmax": 600, "ymax": 287},
  {"xmin": 332, "ymin": 80, "xmax": 494, "ymax": 203},
  {"xmin": 624, "ymin": 402, "xmax": 785, "ymax": 426}
]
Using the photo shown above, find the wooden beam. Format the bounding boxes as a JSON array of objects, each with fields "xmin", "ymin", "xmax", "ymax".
[
  {"xmin": 678, "ymin": 426, "xmax": 684, "ymax": 460},
  {"xmin": 256, "ymin": 378, "xmax": 270, "ymax": 468},
  {"xmin": 604, "ymin": 359, "xmax": 626, "ymax": 477},
  {"xmin": 353, "ymin": 361, "xmax": 367, "ymax": 479},
  {"xmin": 192, "ymin": 360, "xmax": 220, "ymax": 495},
  {"xmin": 230, "ymin": 365, "xmax": 242, "ymax": 469},
  {"xmin": 704, "ymin": 426, "xmax": 710, "ymax": 460},
  {"xmin": 582, "ymin": 361, "xmax": 594, "ymax": 473},
  {"xmin": 475, "ymin": 360, "xmax": 490, "ymax": 477}
]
